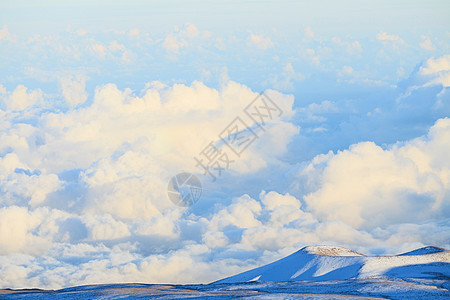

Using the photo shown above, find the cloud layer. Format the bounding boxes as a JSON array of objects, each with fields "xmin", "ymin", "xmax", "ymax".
[
  {"xmin": 0, "ymin": 8, "xmax": 449, "ymax": 289},
  {"xmin": 0, "ymin": 76, "xmax": 449, "ymax": 288}
]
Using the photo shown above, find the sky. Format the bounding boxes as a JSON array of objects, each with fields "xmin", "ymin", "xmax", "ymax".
[{"xmin": 0, "ymin": 0, "xmax": 449, "ymax": 289}]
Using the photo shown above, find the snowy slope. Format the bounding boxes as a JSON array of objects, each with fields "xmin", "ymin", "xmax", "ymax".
[
  {"xmin": 399, "ymin": 246, "xmax": 446, "ymax": 256},
  {"xmin": 215, "ymin": 246, "xmax": 450, "ymax": 284}
]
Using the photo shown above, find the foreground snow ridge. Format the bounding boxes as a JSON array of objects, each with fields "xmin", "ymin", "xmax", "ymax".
[{"xmin": 216, "ymin": 245, "xmax": 449, "ymax": 283}]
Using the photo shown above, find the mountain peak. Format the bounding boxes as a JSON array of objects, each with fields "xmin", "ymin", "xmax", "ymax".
[
  {"xmin": 300, "ymin": 245, "xmax": 365, "ymax": 257},
  {"xmin": 399, "ymin": 246, "xmax": 446, "ymax": 256},
  {"xmin": 215, "ymin": 245, "xmax": 449, "ymax": 284}
]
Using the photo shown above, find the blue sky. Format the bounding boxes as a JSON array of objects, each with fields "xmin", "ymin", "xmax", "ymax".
[{"xmin": 0, "ymin": 0, "xmax": 449, "ymax": 289}]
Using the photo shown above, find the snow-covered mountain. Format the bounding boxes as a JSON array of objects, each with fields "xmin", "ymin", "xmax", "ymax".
[
  {"xmin": 215, "ymin": 245, "xmax": 450, "ymax": 284},
  {"xmin": 1, "ymin": 246, "xmax": 448, "ymax": 299}
]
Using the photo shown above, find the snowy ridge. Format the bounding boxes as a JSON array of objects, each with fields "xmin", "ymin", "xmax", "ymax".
[
  {"xmin": 215, "ymin": 246, "xmax": 450, "ymax": 284},
  {"xmin": 302, "ymin": 245, "xmax": 365, "ymax": 256},
  {"xmin": 399, "ymin": 246, "xmax": 446, "ymax": 256}
]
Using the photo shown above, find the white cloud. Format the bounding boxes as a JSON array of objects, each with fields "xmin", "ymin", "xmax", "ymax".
[
  {"xmin": 1, "ymin": 85, "xmax": 43, "ymax": 110},
  {"xmin": 376, "ymin": 32, "xmax": 400, "ymax": 41},
  {"xmin": 248, "ymin": 33, "xmax": 274, "ymax": 50},
  {"xmin": 0, "ymin": 206, "xmax": 35, "ymax": 254},
  {"xmin": 419, "ymin": 35, "xmax": 435, "ymax": 51},
  {"xmin": 305, "ymin": 48, "xmax": 320, "ymax": 65},
  {"xmin": 203, "ymin": 231, "xmax": 229, "ymax": 248},
  {"xmin": 181, "ymin": 23, "xmax": 200, "ymax": 39},
  {"xmin": 331, "ymin": 37, "xmax": 362, "ymax": 56},
  {"xmin": 267, "ymin": 63, "xmax": 306, "ymax": 90},
  {"xmin": 420, "ymin": 55, "xmax": 450, "ymax": 75},
  {"xmin": 259, "ymin": 191, "xmax": 304, "ymax": 227},
  {"xmin": 89, "ymin": 40, "xmax": 133, "ymax": 62},
  {"xmin": 162, "ymin": 23, "xmax": 204, "ymax": 53},
  {"xmin": 0, "ymin": 79, "xmax": 299, "ymax": 288},
  {"xmin": 59, "ymin": 75, "xmax": 88, "ymax": 108},
  {"xmin": 375, "ymin": 32, "xmax": 407, "ymax": 55},
  {"xmin": 301, "ymin": 118, "xmax": 450, "ymax": 229},
  {"xmin": 82, "ymin": 214, "xmax": 130, "ymax": 240},
  {"xmin": 163, "ymin": 34, "xmax": 188, "ymax": 53},
  {"xmin": 297, "ymin": 100, "xmax": 338, "ymax": 123},
  {"xmin": 77, "ymin": 28, "xmax": 87, "ymax": 36},
  {"xmin": 397, "ymin": 55, "xmax": 450, "ymax": 103},
  {"xmin": 260, "ymin": 190, "xmax": 301, "ymax": 210},
  {"xmin": 340, "ymin": 65, "xmax": 354, "ymax": 76},
  {"xmin": 129, "ymin": 28, "xmax": 140, "ymax": 37},
  {"xmin": 0, "ymin": 206, "xmax": 56, "ymax": 255},
  {"xmin": 209, "ymin": 195, "xmax": 262, "ymax": 231},
  {"xmin": 2, "ymin": 171, "xmax": 61, "ymax": 207},
  {"xmin": 92, "ymin": 43, "xmax": 107, "ymax": 58},
  {"xmin": 0, "ymin": 25, "xmax": 11, "ymax": 41},
  {"xmin": 31, "ymin": 80, "xmax": 294, "ymax": 179},
  {"xmin": 418, "ymin": 55, "xmax": 450, "ymax": 87},
  {"xmin": 304, "ymin": 26, "xmax": 314, "ymax": 39},
  {"xmin": 109, "ymin": 40, "xmax": 125, "ymax": 52}
]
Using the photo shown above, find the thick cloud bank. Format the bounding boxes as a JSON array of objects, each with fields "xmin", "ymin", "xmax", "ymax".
[
  {"xmin": 0, "ymin": 77, "xmax": 449, "ymax": 289},
  {"xmin": 302, "ymin": 118, "xmax": 450, "ymax": 228},
  {"xmin": 1, "ymin": 11, "xmax": 449, "ymax": 287}
]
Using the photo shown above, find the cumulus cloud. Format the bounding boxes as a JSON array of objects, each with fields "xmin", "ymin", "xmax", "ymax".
[
  {"xmin": 89, "ymin": 40, "xmax": 133, "ymax": 62},
  {"xmin": 76, "ymin": 28, "xmax": 87, "ymax": 36},
  {"xmin": 304, "ymin": 48, "xmax": 320, "ymax": 65},
  {"xmin": 58, "ymin": 75, "xmax": 88, "ymax": 108},
  {"xmin": 419, "ymin": 35, "xmax": 435, "ymax": 51},
  {"xmin": 297, "ymin": 100, "xmax": 339, "ymax": 124},
  {"xmin": 0, "ymin": 206, "xmax": 63, "ymax": 256},
  {"xmin": 0, "ymin": 112, "xmax": 449, "ymax": 287},
  {"xmin": 375, "ymin": 32, "xmax": 407, "ymax": 54},
  {"xmin": 82, "ymin": 214, "xmax": 130, "ymax": 240},
  {"xmin": 1, "ymin": 71, "xmax": 448, "ymax": 288},
  {"xmin": 300, "ymin": 118, "xmax": 450, "ymax": 229},
  {"xmin": 331, "ymin": 37, "xmax": 362, "ymax": 56},
  {"xmin": 0, "ymin": 25, "xmax": 11, "ymax": 41},
  {"xmin": 0, "ymin": 206, "xmax": 38, "ymax": 255},
  {"xmin": 163, "ymin": 34, "xmax": 188, "ymax": 53},
  {"xmin": 209, "ymin": 195, "xmax": 263, "ymax": 232},
  {"xmin": 162, "ymin": 23, "xmax": 206, "ymax": 53},
  {"xmin": 0, "ymin": 85, "xmax": 43, "ymax": 110},
  {"xmin": 0, "ymin": 78, "xmax": 301, "ymax": 287},
  {"xmin": 248, "ymin": 33, "xmax": 274, "ymax": 50},
  {"xmin": 129, "ymin": 28, "xmax": 140, "ymax": 37},
  {"xmin": 266, "ymin": 63, "xmax": 306, "ymax": 91},
  {"xmin": 395, "ymin": 54, "xmax": 450, "ymax": 103},
  {"xmin": 419, "ymin": 55, "xmax": 450, "ymax": 77},
  {"xmin": 376, "ymin": 32, "xmax": 400, "ymax": 41},
  {"xmin": 109, "ymin": 40, "xmax": 126, "ymax": 52},
  {"xmin": 91, "ymin": 43, "xmax": 107, "ymax": 58},
  {"xmin": 304, "ymin": 26, "xmax": 314, "ymax": 39}
]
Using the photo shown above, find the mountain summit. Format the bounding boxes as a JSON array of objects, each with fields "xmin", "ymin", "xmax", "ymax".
[
  {"xmin": 301, "ymin": 245, "xmax": 365, "ymax": 256},
  {"xmin": 399, "ymin": 246, "xmax": 446, "ymax": 256},
  {"xmin": 215, "ymin": 245, "xmax": 449, "ymax": 284}
]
